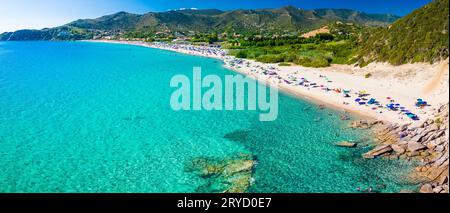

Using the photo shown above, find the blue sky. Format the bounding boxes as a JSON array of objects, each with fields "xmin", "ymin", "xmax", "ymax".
[{"xmin": 0, "ymin": 0, "xmax": 433, "ymax": 33}]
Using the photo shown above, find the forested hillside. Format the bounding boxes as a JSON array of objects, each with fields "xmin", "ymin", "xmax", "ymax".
[
  {"xmin": 0, "ymin": 6, "xmax": 398, "ymax": 41},
  {"xmin": 355, "ymin": 0, "xmax": 449, "ymax": 65}
]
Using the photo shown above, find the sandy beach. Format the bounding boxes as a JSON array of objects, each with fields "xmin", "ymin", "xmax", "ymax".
[{"xmin": 88, "ymin": 40, "xmax": 449, "ymax": 125}]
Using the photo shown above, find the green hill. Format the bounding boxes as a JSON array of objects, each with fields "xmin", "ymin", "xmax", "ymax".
[
  {"xmin": 0, "ymin": 6, "xmax": 399, "ymax": 41},
  {"xmin": 355, "ymin": 0, "xmax": 449, "ymax": 65},
  {"xmin": 68, "ymin": 6, "xmax": 398, "ymax": 34}
]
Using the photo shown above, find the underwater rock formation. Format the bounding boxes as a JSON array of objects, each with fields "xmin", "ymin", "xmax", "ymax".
[{"xmin": 185, "ymin": 153, "xmax": 256, "ymax": 193}]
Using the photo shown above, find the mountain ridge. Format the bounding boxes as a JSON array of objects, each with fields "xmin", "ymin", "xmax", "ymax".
[{"xmin": 0, "ymin": 6, "xmax": 400, "ymax": 41}]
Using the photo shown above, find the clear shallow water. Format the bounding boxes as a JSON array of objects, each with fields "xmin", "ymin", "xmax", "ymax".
[{"xmin": 0, "ymin": 41, "xmax": 416, "ymax": 192}]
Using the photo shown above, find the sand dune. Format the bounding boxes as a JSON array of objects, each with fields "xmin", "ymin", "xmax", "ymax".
[{"xmin": 423, "ymin": 58, "xmax": 449, "ymax": 94}]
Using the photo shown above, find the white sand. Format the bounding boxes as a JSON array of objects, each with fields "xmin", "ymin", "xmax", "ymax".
[{"xmin": 87, "ymin": 40, "xmax": 450, "ymax": 124}]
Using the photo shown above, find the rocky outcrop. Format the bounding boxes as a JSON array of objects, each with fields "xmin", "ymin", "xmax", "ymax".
[
  {"xmin": 363, "ymin": 144, "xmax": 393, "ymax": 158},
  {"xmin": 350, "ymin": 104, "xmax": 449, "ymax": 193},
  {"xmin": 349, "ymin": 120, "xmax": 383, "ymax": 129},
  {"xmin": 335, "ymin": 141, "xmax": 357, "ymax": 148}
]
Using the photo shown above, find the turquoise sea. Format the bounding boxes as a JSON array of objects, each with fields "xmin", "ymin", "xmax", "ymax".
[{"xmin": 0, "ymin": 41, "xmax": 416, "ymax": 193}]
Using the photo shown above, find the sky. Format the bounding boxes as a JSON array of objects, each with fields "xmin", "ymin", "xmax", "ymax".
[{"xmin": 0, "ymin": 0, "xmax": 433, "ymax": 33}]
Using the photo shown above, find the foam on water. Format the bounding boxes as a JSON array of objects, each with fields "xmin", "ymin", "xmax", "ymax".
[{"xmin": 0, "ymin": 42, "xmax": 417, "ymax": 192}]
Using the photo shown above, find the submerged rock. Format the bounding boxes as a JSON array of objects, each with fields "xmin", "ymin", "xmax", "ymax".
[
  {"xmin": 349, "ymin": 120, "xmax": 370, "ymax": 129},
  {"xmin": 363, "ymin": 145, "xmax": 393, "ymax": 159},
  {"xmin": 223, "ymin": 130, "xmax": 252, "ymax": 143},
  {"xmin": 224, "ymin": 159, "xmax": 254, "ymax": 175},
  {"xmin": 335, "ymin": 141, "xmax": 357, "ymax": 148},
  {"xmin": 340, "ymin": 114, "xmax": 351, "ymax": 121},
  {"xmin": 185, "ymin": 153, "xmax": 256, "ymax": 193},
  {"xmin": 224, "ymin": 172, "xmax": 253, "ymax": 193}
]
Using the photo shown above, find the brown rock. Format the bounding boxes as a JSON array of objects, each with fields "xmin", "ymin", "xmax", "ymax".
[
  {"xmin": 350, "ymin": 120, "xmax": 371, "ymax": 129},
  {"xmin": 439, "ymin": 175, "xmax": 448, "ymax": 185},
  {"xmin": 434, "ymin": 155, "xmax": 448, "ymax": 167},
  {"xmin": 420, "ymin": 151, "xmax": 430, "ymax": 157},
  {"xmin": 407, "ymin": 142, "xmax": 427, "ymax": 152},
  {"xmin": 429, "ymin": 124, "xmax": 439, "ymax": 131},
  {"xmin": 434, "ymin": 130, "xmax": 445, "ymax": 139},
  {"xmin": 434, "ymin": 144, "xmax": 445, "ymax": 152},
  {"xmin": 407, "ymin": 151, "xmax": 420, "ymax": 157},
  {"xmin": 427, "ymin": 166, "xmax": 448, "ymax": 181},
  {"xmin": 400, "ymin": 124, "xmax": 409, "ymax": 132},
  {"xmin": 335, "ymin": 141, "xmax": 357, "ymax": 148},
  {"xmin": 419, "ymin": 184, "xmax": 433, "ymax": 193},
  {"xmin": 391, "ymin": 144, "xmax": 406, "ymax": 155},
  {"xmin": 370, "ymin": 120, "xmax": 383, "ymax": 126},
  {"xmin": 431, "ymin": 153, "xmax": 444, "ymax": 163},
  {"xmin": 411, "ymin": 134, "xmax": 424, "ymax": 143},
  {"xmin": 433, "ymin": 186, "xmax": 443, "ymax": 193},
  {"xmin": 363, "ymin": 145, "xmax": 393, "ymax": 158},
  {"xmin": 399, "ymin": 189, "xmax": 415, "ymax": 193}
]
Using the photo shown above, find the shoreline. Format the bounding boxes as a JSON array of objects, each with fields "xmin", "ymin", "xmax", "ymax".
[
  {"xmin": 98, "ymin": 40, "xmax": 375, "ymax": 120},
  {"xmin": 85, "ymin": 39, "xmax": 449, "ymax": 125},
  {"xmin": 85, "ymin": 40, "xmax": 449, "ymax": 193},
  {"xmin": 84, "ymin": 40, "xmax": 364, "ymax": 117},
  {"xmin": 225, "ymin": 61, "xmax": 376, "ymax": 121}
]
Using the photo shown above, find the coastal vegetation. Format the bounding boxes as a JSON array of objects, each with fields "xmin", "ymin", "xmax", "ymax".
[
  {"xmin": 229, "ymin": 0, "xmax": 449, "ymax": 67},
  {"xmin": 354, "ymin": 0, "xmax": 449, "ymax": 65},
  {"xmin": 227, "ymin": 23, "xmax": 361, "ymax": 67}
]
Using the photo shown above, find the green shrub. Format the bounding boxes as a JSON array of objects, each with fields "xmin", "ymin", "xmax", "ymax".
[
  {"xmin": 247, "ymin": 50, "xmax": 265, "ymax": 59},
  {"xmin": 256, "ymin": 54, "xmax": 284, "ymax": 63},
  {"xmin": 283, "ymin": 53, "xmax": 298, "ymax": 62},
  {"xmin": 435, "ymin": 117, "xmax": 443, "ymax": 125},
  {"xmin": 295, "ymin": 56, "xmax": 330, "ymax": 67},
  {"xmin": 315, "ymin": 33, "xmax": 334, "ymax": 41},
  {"xmin": 235, "ymin": 50, "xmax": 248, "ymax": 58},
  {"xmin": 309, "ymin": 56, "xmax": 330, "ymax": 67},
  {"xmin": 295, "ymin": 56, "xmax": 312, "ymax": 66}
]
